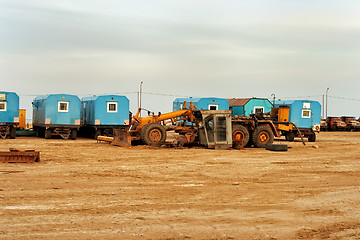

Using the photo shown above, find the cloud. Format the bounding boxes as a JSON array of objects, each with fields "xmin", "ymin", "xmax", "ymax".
[{"xmin": 1, "ymin": 0, "xmax": 360, "ymax": 116}]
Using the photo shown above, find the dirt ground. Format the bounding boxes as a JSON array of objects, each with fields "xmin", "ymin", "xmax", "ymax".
[{"xmin": 0, "ymin": 132, "xmax": 360, "ymax": 240}]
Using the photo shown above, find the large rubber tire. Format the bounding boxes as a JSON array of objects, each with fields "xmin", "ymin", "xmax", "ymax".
[
  {"xmin": 252, "ymin": 125, "xmax": 274, "ymax": 148},
  {"xmin": 94, "ymin": 129, "xmax": 102, "ymax": 139},
  {"xmin": 35, "ymin": 127, "xmax": 39, "ymax": 137},
  {"xmin": 308, "ymin": 133, "xmax": 316, "ymax": 142},
  {"xmin": 285, "ymin": 131, "xmax": 295, "ymax": 141},
  {"xmin": 35, "ymin": 127, "xmax": 44, "ymax": 138},
  {"xmin": 246, "ymin": 135, "xmax": 253, "ymax": 147},
  {"xmin": 45, "ymin": 129, "xmax": 52, "ymax": 139},
  {"xmin": 9, "ymin": 126, "xmax": 16, "ymax": 139},
  {"xmin": 141, "ymin": 123, "xmax": 167, "ymax": 145},
  {"xmin": 70, "ymin": 129, "xmax": 77, "ymax": 140},
  {"xmin": 266, "ymin": 144, "xmax": 288, "ymax": 151},
  {"xmin": 232, "ymin": 125, "xmax": 250, "ymax": 147}
]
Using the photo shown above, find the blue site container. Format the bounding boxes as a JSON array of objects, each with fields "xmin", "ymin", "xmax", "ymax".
[
  {"xmin": 173, "ymin": 97, "xmax": 229, "ymax": 126},
  {"xmin": 173, "ymin": 97, "xmax": 229, "ymax": 111},
  {"xmin": 32, "ymin": 94, "xmax": 81, "ymax": 139},
  {"xmin": 0, "ymin": 91, "xmax": 19, "ymax": 124},
  {"xmin": 0, "ymin": 91, "xmax": 19, "ymax": 138},
  {"xmin": 227, "ymin": 98, "xmax": 273, "ymax": 117},
  {"xmin": 81, "ymin": 95, "xmax": 130, "ymax": 138},
  {"xmin": 274, "ymin": 100, "xmax": 321, "ymax": 129}
]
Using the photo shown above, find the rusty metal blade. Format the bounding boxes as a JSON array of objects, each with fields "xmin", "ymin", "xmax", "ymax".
[
  {"xmin": 97, "ymin": 136, "xmax": 114, "ymax": 142},
  {"xmin": 111, "ymin": 129, "xmax": 131, "ymax": 147},
  {"xmin": 0, "ymin": 150, "xmax": 40, "ymax": 163}
]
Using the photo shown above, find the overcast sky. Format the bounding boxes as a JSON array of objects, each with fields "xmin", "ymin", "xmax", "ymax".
[{"xmin": 1, "ymin": 0, "xmax": 360, "ymax": 119}]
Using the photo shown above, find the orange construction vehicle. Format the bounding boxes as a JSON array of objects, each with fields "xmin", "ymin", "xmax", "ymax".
[
  {"xmin": 98, "ymin": 100, "xmax": 282, "ymax": 149},
  {"xmin": 98, "ymin": 101, "xmax": 234, "ymax": 149}
]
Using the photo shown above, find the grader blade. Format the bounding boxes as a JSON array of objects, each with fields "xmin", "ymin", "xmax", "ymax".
[
  {"xmin": 97, "ymin": 135, "xmax": 114, "ymax": 143},
  {"xmin": 111, "ymin": 128, "xmax": 131, "ymax": 147},
  {"xmin": 175, "ymin": 132, "xmax": 196, "ymax": 146},
  {"xmin": 0, "ymin": 149, "xmax": 40, "ymax": 163}
]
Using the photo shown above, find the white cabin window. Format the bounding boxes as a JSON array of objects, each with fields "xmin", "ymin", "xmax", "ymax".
[
  {"xmin": 208, "ymin": 104, "xmax": 218, "ymax": 110},
  {"xmin": 254, "ymin": 107, "xmax": 264, "ymax": 114},
  {"xmin": 0, "ymin": 102, "xmax": 6, "ymax": 111},
  {"xmin": 302, "ymin": 109, "xmax": 311, "ymax": 118},
  {"xmin": 180, "ymin": 103, "xmax": 184, "ymax": 110},
  {"xmin": 58, "ymin": 101, "xmax": 69, "ymax": 112},
  {"xmin": 107, "ymin": 102, "xmax": 117, "ymax": 112},
  {"xmin": 303, "ymin": 102, "xmax": 311, "ymax": 109}
]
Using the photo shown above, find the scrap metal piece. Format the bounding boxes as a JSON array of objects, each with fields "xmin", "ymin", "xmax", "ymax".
[
  {"xmin": 0, "ymin": 149, "xmax": 40, "ymax": 163},
  {"xmin": 175, "ymin": 132, "xmax": 196, "ymax": 147}
]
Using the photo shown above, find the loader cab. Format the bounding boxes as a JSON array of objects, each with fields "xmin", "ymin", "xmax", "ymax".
[{"xmin": 198, "ymin": 110, "xmax": 232, "ymax": 149}]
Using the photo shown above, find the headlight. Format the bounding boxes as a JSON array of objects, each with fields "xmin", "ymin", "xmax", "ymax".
[{"xmin": 312, "ymin": 124, "xmax": 320, "ymax": 132}]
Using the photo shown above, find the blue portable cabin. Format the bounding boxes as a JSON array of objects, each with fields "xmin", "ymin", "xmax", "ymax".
[
  {"xmin": 81, "ymin": 95, "xmax": 130, "ymax": 138},
  {"xmin": 32, "ymin": 94, "xmax": 81, "ymax": 139},
  {"xmin": 274, "ymin": 99, "xmax": 321, "ymax": 142},
  {"xmin": 227, "ymin": 98, "xmax": 273, "ymax": 117},
  {"xmin": 274, "ymin": 100, "xmax": 321, "ymax": 129},
  {"xmin": 173, "ymin": 97, "xmax": 230, "ymax": 111},
  {"xmin": 0, "ymin": 91, "xmax": 19, "ymax": 138}
]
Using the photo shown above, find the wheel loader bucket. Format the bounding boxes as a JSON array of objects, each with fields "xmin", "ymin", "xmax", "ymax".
[{"xmin": 111, "ymin": 128, "xmax": 131, "ymax": 147}]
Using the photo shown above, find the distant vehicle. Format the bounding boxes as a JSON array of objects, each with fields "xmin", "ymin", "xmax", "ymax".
[
  {"xmin": 340, "ymin": 116, "xmax": 360, "ymax": 131},
  {"xmin": 320, "ymin": 119, "xmax": 327, "ymax": 131},
  {"xmin": 326, "ymin": 117, "xmax": 347, "ymax": 131}
]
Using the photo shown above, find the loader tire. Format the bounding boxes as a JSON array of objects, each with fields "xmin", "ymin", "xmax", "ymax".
[
  {"xmin": 266, "ymin": 144, "xmax": 288, "ymax": 151},
  {"xmin": 141, "ymin": 123, "xmax": 167, "ymax": 145},
  {"xmin": 232, "ymin": 125, "xmax": 250, "ymax": 147},
  {"xmin": 252, "ymin": 125, "xmax": 274, "ymax": 148}
]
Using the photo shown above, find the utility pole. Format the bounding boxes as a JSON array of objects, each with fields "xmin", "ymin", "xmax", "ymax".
[
  {"xmin": 325, "ymin": 88, "xmax": 329, "ymax": 119},
  {"xmin": 139, "ymin": 81, "xmax": 143, "ymax": 117},
  {"xmin": 137, "ymin": 91, "xmax": 139, "ymax": 109},
  {"xmin": 322, "ymin": 94, "xmax": 324, "ymax": 119}
]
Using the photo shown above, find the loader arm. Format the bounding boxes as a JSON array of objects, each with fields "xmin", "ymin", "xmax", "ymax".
[
  {"xmin": 132, "ymin": 108, "xmax": 195, "ymax": 126},
  {"xmin": 132, "ymin": 101, "xmax": 197, "ymax": 127}
]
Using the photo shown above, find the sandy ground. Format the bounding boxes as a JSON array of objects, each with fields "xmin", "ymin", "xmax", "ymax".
[{"xmin": 0, "ymin": 132, "xmax": 360, "ymax": 240}]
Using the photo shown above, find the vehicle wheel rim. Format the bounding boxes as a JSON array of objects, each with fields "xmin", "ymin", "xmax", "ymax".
[
  {"xmin": 233, "ymin": 131, "xmax": 244, "ymax": 142},
  {"xmin": 258, "ymin": 131, "xmax": 269, "ymax": 143},
  {"xmin": 149, "ymin": 129, "xmax": 162, "ymax": 142}
]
